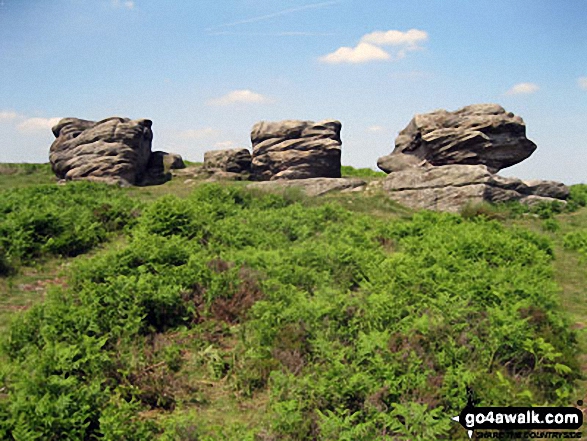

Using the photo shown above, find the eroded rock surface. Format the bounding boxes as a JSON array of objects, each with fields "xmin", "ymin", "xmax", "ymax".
[
  {"xmin": 375, "ymin": 104, "xmax": 568, "ymax": 211},
  {"xmin": 49, "ymin": 117, "xmax": 178, "ymax": 186},
  {"xmin": 380, "ymin": 164, "xmax": 568, "ymax": 212},
  {"xmin": 377, "ymin": 104, "xmax": 537, "ymax": 174},
  {"xmin": 248, "ymin": 177, "xmax": 366, "ymax": 197},
  {"xmin": 204, "ymin": 148, "xmax": 251, "ymax": 174},
  {"xmin": 251, "ymin": 120, "xmax": 342, "ymax": 180}
]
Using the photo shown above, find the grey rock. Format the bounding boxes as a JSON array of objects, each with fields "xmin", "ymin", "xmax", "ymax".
[
  {"xmin": 204, "ymin": 148, "xmax": 251, "ymax": 174},
  {"xmin": 247, "ymin": 177, "xmax": 365, "ymax": 197},
  {"xmin": 522, "ymin": 179, "xmax": 569, "ymax": 200},
  {"xmin": 49, "ymin": 117, "xmax": 168, "ymax": 185},
  {"xmin": 142, "ymin": 151, "xmax": 171, "ymax": 186},
  {"xmin": 251, "ymin": 120, "xmax": 342, "ymax": 180},
  {"xmin": 519, "ymin": 195, "xmax": 566, "ymax": 208},
  {"xmin": 377, "ymin": 104, "xmax": 536, "ymax": 173},
  {"xmin": 377, "ymin": 154, "xmax": 424, "ymax": 173},
  {"xmin": 381, "ymin": 164, "xmax": 567, "ymax": 212},
  {"xmin": 157, "ymin": 152, "xmax": 185, "ymax": 170},
  {"xmin": 206, "ymin": 171, "xmax": 249, "ymax": 181}
]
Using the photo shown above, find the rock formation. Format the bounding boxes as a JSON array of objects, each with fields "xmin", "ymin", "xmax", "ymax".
[
  {"xmin": 376, "ymin": 104, "xmax": 568, "ymax": 212},
  {"xmin": 377, "ymin": 104, "xmax": 536, "ymax": 173},
  {"xmin": 157, "ymin": 152, "xmax": 185, "ymax": 170},
  {"xmin": 204, "ymin": 148, "xmax": 251, "ymax": 175},
  {"xmin": 379, "ymin": 164, "xmax": 568, "ymax": 212},
  {"xmin": 49, "ymin": 117, "xmax": 182, "ymax": 186},
  {"xmin": 251, "ymin": 120, "xmax": 342, "ymax": 180},
  {"xmin": 248, "ymin": 177, "xmax": 366, "ymax": 197}
]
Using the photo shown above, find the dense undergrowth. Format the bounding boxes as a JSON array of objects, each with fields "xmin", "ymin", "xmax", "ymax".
[
  {"xmin": 0, "ymin": 182, "xmax": 141, "ymax": 275},
  {"xmin": 0, "ymin": 178, "xmax": 584, "ymax": 440}
]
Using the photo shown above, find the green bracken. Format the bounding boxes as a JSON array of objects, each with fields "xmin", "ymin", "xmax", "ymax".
[{"xmin": 0, "ymin": 173, "xmax": 584, "ymax": 440}]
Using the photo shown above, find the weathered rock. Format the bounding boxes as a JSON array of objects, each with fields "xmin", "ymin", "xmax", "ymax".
[
  {"xmin": 157, "ymin": 152, "xmax": 185, "ymax": 170},
  {"xmin": 377, "ymin": 104, "xmax": 537, "ymax": 173},
  {"xmin": 49, "ymin": 117, "xmax": 163, "ymax": 185},
  {"xmin": 142, "ymin": 151, "xmax": 172, "ymax": 186},
  {"xmin": 381, "ymin": 164, "xmax": 568, "ymax": 212},
  {"xmin": 251, "ymin": 120, "xmax": 342, "ymax": 180},
  {"xmin": 248, "ymin": 177, "xmax": 365, "ymax": 197},
  {"xmin": 204, "ymin": 148, "xmax": 251, "ymax": 174},
  {"xmin": 206, "ymin": 171, "xmax": 249, "ymax": 181},
  {"xmin": 522, "ymin": 179, "xmax": 569, "ymax": 200}
]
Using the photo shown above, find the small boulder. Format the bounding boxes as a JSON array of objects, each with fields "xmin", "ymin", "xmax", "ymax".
[
  {"xmin": 251, "ymin": 120, "xmax": 342, "ymax": 180},
  {"xmin": 160, "ymin": 152, "xmax": 185, "ymax": 170},
  {"xmin": 204, "ymin": 148, "xmax": 251, "ymax": 174}
]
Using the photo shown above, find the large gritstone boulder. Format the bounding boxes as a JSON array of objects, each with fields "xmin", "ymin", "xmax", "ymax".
[
  {"xmin": 251, "ymin": 120, "xmax": 342, "ymax": 180},
  {"xmin": 374, "ymin": 104, "xmax": 568, "ymax": 212},
  {"xmin": 377, "ymin": 104, "xmax": 537, "ymax": 174},
  {"xmin": 49, "ymin": 117, "xmax": 178, "ymax": 186}
]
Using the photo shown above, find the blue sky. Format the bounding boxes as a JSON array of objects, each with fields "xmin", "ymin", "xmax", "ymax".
[{"xmin": 1, "ymin": 0, "xmax": 586, "ymax": 183}]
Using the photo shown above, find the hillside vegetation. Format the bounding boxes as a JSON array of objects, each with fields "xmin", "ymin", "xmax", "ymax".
[{"xmin": 0, "ymin": 164, "xmax": 586, "ymax": 440}]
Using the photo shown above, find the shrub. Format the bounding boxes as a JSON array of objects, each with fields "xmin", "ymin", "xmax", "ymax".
[
  {"xmin": 0, "ymin": 184, "xmax": 579, "ymax": 440},
  {"xmin": 0, "ymin": 182, "xmax": 141, "ymax": 274}
]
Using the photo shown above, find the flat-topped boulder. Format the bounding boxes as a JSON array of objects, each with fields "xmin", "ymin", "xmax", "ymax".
[
  {"xmin": 49, "ymin": 117, "xmax": 181, "ymax": 186},
  {"xmin": 251, "ymin": 119, "xmax": 342, "ymax": 180},
  {"xmin": 248, "ymin": 177, "xmax": 366, "ymax": 197},
  {"xmin": 377, "ymin": 104, "xmax": 537, "ymax": 173},
  {"xmin": 380, "ymin": 164, "xmax": 569, "ymax": 212}
]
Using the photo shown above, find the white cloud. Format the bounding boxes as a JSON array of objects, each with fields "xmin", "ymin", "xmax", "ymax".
[
  {"xmin": 578, "ymin": 77, "xmax": 587, "ymax": 90},
  {"xmin": 319, "ymin": 42, "xmax": 390, "ymax": 64},
  {"xmin": 207, "ymin": 89, "xmax": 272, "ymax": 106},
  {"xmin": 111, "ymin": 0, "xmax": 134, "ymax": 10},
  {"xmin": 0, "ymin": 111, "xmax": 19, "ymax": 121},
  {"xmin": 505, "ymin": 82, "xmax": 539, "ymax": 95},
  {"xmin": 367, "ymin": 125, "xmax": 385, "ymax": 132},
  {"xmin": 178, "ymin": 127, "xmax": 219, "ymax": 139},
  {"xmin": 361, "ymin": 29, "xmax": 428, "ymax": 47},
  {"xmin": 17, "ymin": 117, "xmax": 62, "ymax": 132},
  {"xmin": 320, "ymin": 29, "xmax": 428, "ymax": 65}
]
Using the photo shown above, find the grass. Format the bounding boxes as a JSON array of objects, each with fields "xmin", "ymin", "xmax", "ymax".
[
  {"xmin": 0, "ymin": 163, "xmax": 55, "ymax": 188},
  {"xmin": 340, "ymin": 165, "xmax": 386, "ymax": 179}
]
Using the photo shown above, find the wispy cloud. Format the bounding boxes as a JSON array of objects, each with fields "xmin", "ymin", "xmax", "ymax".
[
  {"xmin": 367, "ymin": 125, "xmax": 385, "ymax": 132},
  {"xmin": 208, "ymin": 31, "xmax": 337, "ymax": 37},
  {"xmin": 578, "ymin": 77, "xmax": 587, "ymax": 91},
  {"xmin": 320, "ymin": 29, "xmax": 428, "ymax": 64},
  {"xmin": 206, "ymin": 0, "xmax": 340, "ymax": 31},
  {"xmin": 0, "ymin": 111, "xmax": 19, "ymax": 121},
  {"xmin": 111, "ymin": 0, "xmax": 135, "ymax": 10},
  {"xmin": 207, "ymin": 90, "xmax": 272, "ymax": 106},
  {"xmin": 17, "ymin": 117, "xmax": 62, "ymax": 132},
  {"xmin": 178, "ymin": 127, "xmax": 220, "ymax": 140},
  {"xmin": 505, "ymin": 82, "xmax": 539, "ymax": 95}
]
